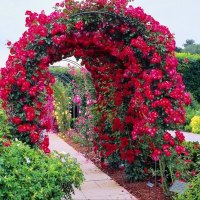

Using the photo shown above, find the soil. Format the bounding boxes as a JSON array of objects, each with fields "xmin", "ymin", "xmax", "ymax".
[{"xmin": 61, "ymin": 134, "xmax": 173, "ymax": 200}]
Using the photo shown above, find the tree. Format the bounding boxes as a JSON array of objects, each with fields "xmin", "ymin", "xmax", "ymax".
[
  {"xmin": 175, "ymin": 47, "xmax": 183, "ymax": 53},
  {"xmin": 183, "ymin": 39, "xmax": 195, "ymax": 48},
  {"xmin": 183, "ymin": 44, "xmax": 200, "ymax": 54}
]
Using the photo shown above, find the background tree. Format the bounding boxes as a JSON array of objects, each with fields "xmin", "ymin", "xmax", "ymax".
[
  {"xmin": 176, "ymin": 47, "xmax": 183, "ymax": 52},
  {"xmin": 183, "ymin": 39, "xmax": 195, "ymax": 48},
  {"xmin": 184, "ymin": 44, "xmax": 200, "ymax": 54},
  {"xmin": 181, "ymin": 39, "xmax": 200, "ymax": 54}
]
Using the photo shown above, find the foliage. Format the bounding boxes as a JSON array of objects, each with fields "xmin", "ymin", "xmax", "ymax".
[
  {"xmin": 176, "ymin": 52, "xmax": 200, "ymax": 60},
  {"xmin": 50, "ymin": 67, "xmax": 69, "ymax": 74},
  {"xmin": 181, "ymin": 39, "xmax": 200, "ymax": 54},
  {"xmin": 183, "ymin": 107, "xmax": 196, "ymax": 132},
  {"xmin": 181, "ymin": 96, "xmax": 200, "ymax": 132},
  {"xmin": 125, "ymin": 160, "xmax": 147, "ymax": 182},
  {"xmin": 176, "ymin": 52, "xmax": 200, "ymax": 102},
  {"xmin": 71, "ymin": 134, "xmax": 90, "ymax": 146},
  {"xmin": 175, "ymin": 173, "xmax": 200, "ymax": 200},
  {"xmin": 183, "ymin": 39, "xmax": 195, "ymax": 48},
  {"xmin": 190, "ymin": 116, "xmax": 200, "ymax": 134},
  {"xmin": 52, "ymin": 80, "xmax": 72, "ymax": 133},
  {"xmin": 0, "ymin": 102, "xmax": 11, "ymax": 145},
  {"xmin": 182, "ymin": 141, "xmax": 200, "ymax": 175},
  {"xmin": 0, "ymin": 141, "xmax": 84, "ymax": 200},
  {"xmin": 183, "ymin": 44, "xmax": 200, "ymax": 54},
  {"xmin": 176, "ymin": 39, "xmax": 200, "ymax": 54}
]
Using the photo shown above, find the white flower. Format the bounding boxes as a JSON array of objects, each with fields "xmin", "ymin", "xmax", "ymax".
[{"xmin": 26, "ymin": 157, "xmax": 31, "ymax": 164}]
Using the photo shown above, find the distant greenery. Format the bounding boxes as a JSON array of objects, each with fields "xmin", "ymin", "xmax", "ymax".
[
  {"xmin": 176, "ymin": 39, "xmax": 200, "ymax": 54},
  {"xmin": 176, "ymin": 52, "xmax": 200, "ymax": 60},
  {"xmin": 176, "ymin": 53, "xmax": 200, "ymax": 102}
]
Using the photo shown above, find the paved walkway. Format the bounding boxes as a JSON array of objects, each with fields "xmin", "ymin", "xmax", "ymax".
[
  {"xmin": 49, "ymin": 131, "xmax": 199, "ymax": 200},
  {"xmin": 169, "ymin": 130, "xmax": 200, "ymax": 143},
  {"xmin": 49, "ymin": 134, "xmax": 137, "ymax": 200}
]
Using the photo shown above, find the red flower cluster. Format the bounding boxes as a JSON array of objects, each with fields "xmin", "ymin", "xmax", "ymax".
[
  {"xmin": 0, "ymin": 0, "xmax": 190, "ymax": 158},
  {"xmin": 23, "ymin": 105, "xmax": 35, "ymax": 121}
]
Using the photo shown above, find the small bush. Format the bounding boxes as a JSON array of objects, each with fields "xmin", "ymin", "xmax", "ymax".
[
  {"xmin": 175, "ymin": 173, "xmax": 200, "ymax": 200},
  {"xmin": 190, "ymin": 116, "xmax": 200, "ymax": 134},
  {"xmin": 0, "ymin": 141, "xmax": 84, "ymax": 200}
]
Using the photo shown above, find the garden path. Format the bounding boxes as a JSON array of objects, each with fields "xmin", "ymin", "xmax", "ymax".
[
  {"xmin": 169, "ymin": 131, "xmax": 200, "ymax": 143},
  {"xmin": 49, "ymin": 133, "xmax": 137, "ymax": 200}
]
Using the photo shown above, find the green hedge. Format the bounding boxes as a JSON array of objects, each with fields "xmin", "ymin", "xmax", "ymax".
[{"xmin": 176, "ymin": 53, "xmax": 200, "ymax": 102}]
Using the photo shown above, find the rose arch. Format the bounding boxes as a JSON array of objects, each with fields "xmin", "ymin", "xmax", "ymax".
[{"xmin": 0, "ymin": 0, "xmax": 190, "ymax": 164}]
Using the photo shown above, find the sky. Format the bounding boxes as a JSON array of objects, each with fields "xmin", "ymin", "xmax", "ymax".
[{"xmin": 0, "ymin": 0, "xmax": 200, "ymax": 67}]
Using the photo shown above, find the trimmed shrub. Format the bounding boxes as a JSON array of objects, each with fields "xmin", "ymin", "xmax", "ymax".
[
  {"xmin": 183, "ymin": 106, "xmax": 200, "ymax": 133},
  {"xmin": 0, "ymin": 141, "xmax": 84, "ymax": 200},
  {"xmin": 190, "ymin": 116, "xmax": 200, "ymax": 134},
  {"xmin": 176, "ymin": 53, "xmax": 200, "ymax": 102}
]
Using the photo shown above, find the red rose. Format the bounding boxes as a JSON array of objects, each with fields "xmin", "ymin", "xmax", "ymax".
[
  {"xmin": 175, "ymin": 145, "xmax": 185, "ymax": 155},
  {"xmin": 23, "ymin": 105, "xmax": 35, "ymax": 121},
  {"xmin": 21, "ymin": 81, "xmax": 30, "ymax": 92},
  {"xmin": 12, "ymin": 116, "xmax": 22, "ymax": 125},
  {"xmin": 29, "ymin": 86, "xmax": 38, "ymax": 96},
  {"xmin": 163, "ymin": 132, "xmax": 172, "ymax": 142},
  {"xmin": 175, "ymin": 171, "xmax": 181, "ymax": 178},
  {"xmin": 2, "ymin": 141, "xmax": 12, "ymax": 147},
  {"xmin": 46, "ymin": 86, "xmax": 53, "ymax": 95},
  {"xmin": 175, "ymin": 131, "xmax": 185, "ymax": 143},
  {"xmin": 18, "ymin": 124, "xmax": 27, "ymax": 132},
  {"xmin": 30, "ymin": 132, "xmax": 39, "ymax": 143},
  {"xmin": 75, "ymin": 20, "xmax": 84, "ymax": 30},
  {"xmin": 7, "ymin": 41, "xmax": 12, "ymax": 46}
]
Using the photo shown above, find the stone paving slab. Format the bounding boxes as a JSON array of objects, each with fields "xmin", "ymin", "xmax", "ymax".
[{"xmin": 49, "ymin": 134, "xmax": 137, "ymax": 200}]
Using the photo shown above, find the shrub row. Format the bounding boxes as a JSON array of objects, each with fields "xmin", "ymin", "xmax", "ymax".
[{"xmin": 176, "ymin": 53, "xmax": 200, "ymax": 102}]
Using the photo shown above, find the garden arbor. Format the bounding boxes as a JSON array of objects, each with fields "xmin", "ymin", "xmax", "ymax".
[{"xmin": 0, "ymin": 0, "xmax": 190, "ymax": 165}]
